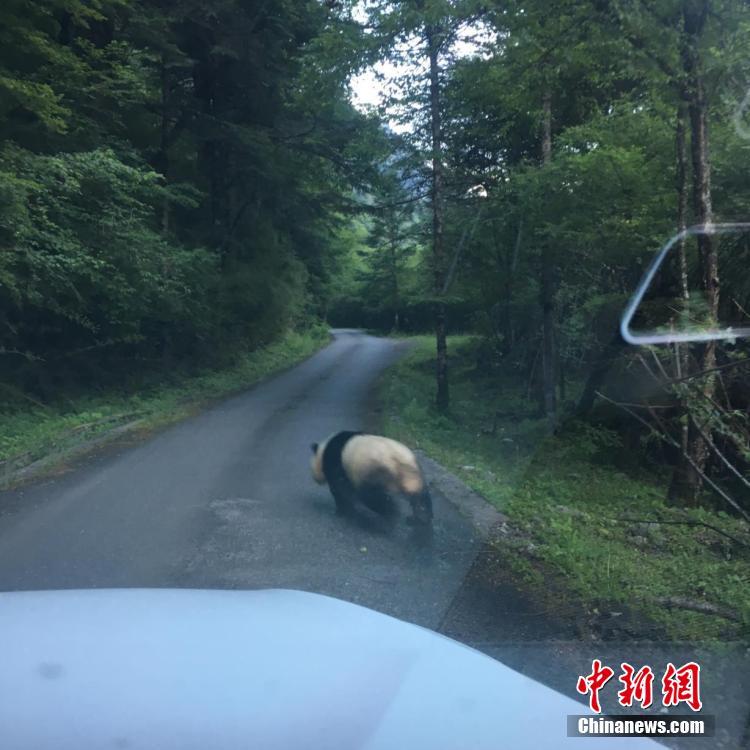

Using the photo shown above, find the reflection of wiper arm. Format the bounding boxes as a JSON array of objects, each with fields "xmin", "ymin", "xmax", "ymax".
[{"xmin": 620, "ymin": 223, "xmax": 750, "ymax": 345}]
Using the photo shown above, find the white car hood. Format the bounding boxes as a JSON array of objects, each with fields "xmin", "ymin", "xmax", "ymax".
[{"xmin": 0, "ymin": 588, "xmax": 659, "ymax": 749}]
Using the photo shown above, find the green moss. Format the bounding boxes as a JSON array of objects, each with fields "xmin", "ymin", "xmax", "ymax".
[{"xmin": 379, "ymin": 335, "xmax": 750, "ymax": 641}]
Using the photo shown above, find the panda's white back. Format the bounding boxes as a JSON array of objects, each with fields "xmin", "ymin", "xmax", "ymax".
[{"xmin": 342, "ymin": 435, "xmax": 424, "ymax": 495}]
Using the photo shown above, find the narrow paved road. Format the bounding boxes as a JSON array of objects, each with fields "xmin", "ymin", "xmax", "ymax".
[{"xmin": 0, "ymin": 330, "xmax": 482, "ymax": 629}]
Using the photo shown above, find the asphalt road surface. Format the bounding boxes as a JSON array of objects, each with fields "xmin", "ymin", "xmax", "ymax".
[{"xmin": 0, "ymin": 330, "xmax": 483, "ymax": 629}]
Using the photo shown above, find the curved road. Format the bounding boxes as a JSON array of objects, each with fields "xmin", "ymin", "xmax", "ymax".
[{"xmin": 0, "ymin": 330, "xmax": 482, "ymax": 629}]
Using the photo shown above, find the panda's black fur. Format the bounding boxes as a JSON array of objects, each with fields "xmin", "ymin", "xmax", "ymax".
[
  {"xmin": 320, "ymin": 431, "xmax": 369, "ymax": 514},
  {"xmin": 312, "ymin": 430, "xmax": 432, "ymax": 525}
]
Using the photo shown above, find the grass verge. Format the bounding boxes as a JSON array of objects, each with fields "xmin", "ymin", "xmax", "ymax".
[
  {"xmin": 0, "ymin": 326, "xmax": 330, "ymax": 481},
  {"xmin": 379, "ymin": 335, "xmax": 750, "ymax": 641}
]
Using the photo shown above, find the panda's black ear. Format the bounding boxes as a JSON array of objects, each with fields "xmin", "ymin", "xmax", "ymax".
[{"xmin": 311, "ymin": 442, "xmax": 319, "ymax": 454}]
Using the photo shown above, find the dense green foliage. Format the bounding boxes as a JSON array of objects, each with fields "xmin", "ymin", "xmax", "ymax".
[{"xmin": 0, "ymin": 0, "xmax": 376, "ymax": 402}]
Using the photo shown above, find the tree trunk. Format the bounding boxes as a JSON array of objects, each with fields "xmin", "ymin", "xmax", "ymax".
[
  {"xmin": 501, "ymin": 219, "xmax": 522, "ymax": 355},
  {"xmin": 671, "ymin": 0, "xmax": 718, "ymax": 505},
  {"xmin": 675, "ymin": 103, "xmax": 690, "ymax": 306},
  {"xmin": 155, "ymin": 54, "xmax": 172, "ymax": 362},
  {"xmin": 427, "ymin": 24, "xmax": 449, "ymax": 412},
  {"xmin": 389, "ymin": 230, "xmax": 400, "ymax": 332},
  {"xmin": 668, "ymin": 102, "xmax": 699, "ymax": 503},
  {"xmin": 159, "ymin": 55, "xmax": 170, "ymax": 234},
  {"xmin": 540, "ymin": 89, "xmax": 557, "ymax": 430},
  {"xmin": 576, "ymin": 330, "xmax": 626, "ymax": 415},
  {"xmin": 193, "ymin": 54, "xmax": 224, "ymax": 251},
  {"xmin": 557, "ymin": 326, "xmax": 566, "ymax": 403}
]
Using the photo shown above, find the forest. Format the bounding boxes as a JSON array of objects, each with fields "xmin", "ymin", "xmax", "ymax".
[{"xmin": 1, "ymin": 1, "xmax": 750, "ymax": 638}]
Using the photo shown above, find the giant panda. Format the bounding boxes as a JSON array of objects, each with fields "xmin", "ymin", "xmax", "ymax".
[{"xmin": 310, "ymin": 431, "xmax": 433, "ymax": 526}]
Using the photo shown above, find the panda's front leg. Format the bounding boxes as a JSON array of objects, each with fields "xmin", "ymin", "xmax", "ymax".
[{"xmin": 329, "ymin": 477, "xmax": 356, "ymax": 516}]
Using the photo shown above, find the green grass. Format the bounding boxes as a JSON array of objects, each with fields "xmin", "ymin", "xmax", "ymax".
[
  {"xmin": 0, "ymin": 326, "xmax": 330, "ymax": 477},
  {"xmin": 379, "ymin": 335, "xmax": 750, "ymax": 641}
]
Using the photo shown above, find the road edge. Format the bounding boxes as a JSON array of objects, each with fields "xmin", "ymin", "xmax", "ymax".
[
  {"xmin": 364, "ymin": 334, "xmax": 509, "ymax": 540},
  {"xmin": 0, "ymin": 331, "xmax": 333, "ymax": 491},
  {"xmin": 417, "ymin": 451, "xmax": 508, "ymax": 538}
]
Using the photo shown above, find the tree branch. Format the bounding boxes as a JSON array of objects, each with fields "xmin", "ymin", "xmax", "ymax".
[
  {"xmin": 660, "ymin": 358, "xmax": 750, "ymax": 388},
  {"xmin": 612, "ymin": 517, "xmax": 750, "ymax": 551},
  {"xmin": 654, "ymin": 596, "xmax": 742, "ymax": 623},
  {"xmin": 594, "ymin": 391, "xmax": 750, "ymax": 524},
  {"xmin": 442, "ymin": 201, "xmax": 485, "ymax": 294}
]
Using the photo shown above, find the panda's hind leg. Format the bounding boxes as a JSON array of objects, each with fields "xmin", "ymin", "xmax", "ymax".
[
  {"xmin": 359, "ymin": 484, "xmax": 396, "ymax": 518},
  {"xmin": 405, "ymin": 487, "xmax": 433, "ymax": 526}
]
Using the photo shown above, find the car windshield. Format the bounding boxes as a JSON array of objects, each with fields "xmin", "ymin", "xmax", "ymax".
[{"xmin": 0, "ymin": 1, "xmax": 748, "ymax": 747}]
